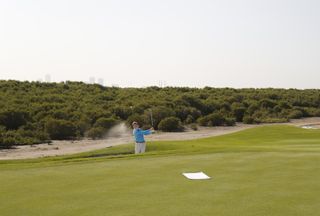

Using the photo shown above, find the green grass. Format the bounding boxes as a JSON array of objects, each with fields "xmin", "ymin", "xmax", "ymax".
[{"xmin": 1, "ymin": 125, "xmax": 320, "ymax": 216}]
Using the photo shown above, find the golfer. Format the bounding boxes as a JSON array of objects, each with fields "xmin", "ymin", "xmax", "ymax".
[{"xmin": 132, "ymin": 122, "xmax": 153, "ymax": 154}]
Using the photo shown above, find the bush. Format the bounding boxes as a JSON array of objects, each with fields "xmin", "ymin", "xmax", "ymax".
[
  {"xmin": 208, "ymin": 113, "xmax": 225, "ymax": 126},
  {"xmin": 94, "ymin": 117, "xmax": 117, "ymax": 130},
  {"xmin": 198, "ymin": 116, "xmax": 209, "ymax": 126},
  {"xmin": 0, "ymin": 128, "xmax": 51, "ymax": 149},
  {"xmin": 225, "ymin": 118, "xmax": 236, "ymax": 126},
  {"xmin": 198, "ymin": 113, "xmax": 226, "ymax": 126},
  {"xmin": 86, "ymin": 127, "xmax": 105, "ymax": 140},
  {"xmin": 158, "ymin": 117, "xmax": 183, "ymax": 132},
  {"xmin": 34, "ymin": 131, "xmax": 51, "ymax": 142},
  {"xmin": 243, "ymin": 116, "xmax": 256, "ymax": 124},
  {"xmin": 175, "ymin": 107, "xmax": 201, "ymax": 123},
  {"xmin": 0, "ymin": 131, "xmax": 18, "ymax": 149},
  {"xmin": 190, "ymin": 123, "xmax": 198, "ymax": 131},
  {"xmin": 17, "ymin": 129, "xmax": 50, "ymax": 142},
  {"xmin": 1, "ymin": 80, "xmax": 320, "ymax": 144},
  {"xmin": 0, "ymin": 137, "xmax": 17, "ymax": 149},
  {"xmin": 198, "ymin": 113, "xmax": 236, "ymax": 127},
  {"xmin": 0, "ymin": 130, "xmax": 29, "ymax": 148},
  {"xmin": 231, "ymin": 103, "xmax": 246, "ymax": 122},
  {"xmin": 251, "ymin": 108, "xmax": 270, "ymax": 119},
  {"xmin": 0, "ymin": 126, "xmax": 5, "ymax": 133},
  {"xmin": 145, "ymin": 107, "xmax": 175, "ymax": 130},
  {"xmin": 126, "ymin": 114, "xmax": 146, "ymax": 128},
  {"xmin": 288, "ymin": 110, "xmax": 304, "ymax": 119},
  {"xmin": 304, "ymin": 108, "xmax": 320, "ymax": 117},
  {"xmin": 259, "ymin": 99, "xmax": 277, "ymax": 109},
  {"xmin": 141, "ymin": 124, "xmax": 152, "ymax": 130},
  {"xmin": 45, "ymin": 119, "xmax": 77, "ymax": 140},
  {"xmin": 112, "ymin": 106, "xmax": 131, "ymax": 120},
  {"xmin": 0, "ymin": 110, "xmax": 29, "ymax": 130},
  {"xmin": 185, "ymin": 115, "xmax": 195, "ymax": 124},
  {"xmin": 75, "ymin": 119, "xmax": 91, "ymax": 136}
]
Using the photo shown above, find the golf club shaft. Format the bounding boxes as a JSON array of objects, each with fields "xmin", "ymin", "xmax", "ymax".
[{"xmin": 150, "ymin": 109, "xmax": 154, "ymax": 127}]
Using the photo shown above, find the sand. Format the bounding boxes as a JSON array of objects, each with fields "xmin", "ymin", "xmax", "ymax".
[{"xmin": 1, "ymin": 118, "xmax": 320, "ymax": 160}]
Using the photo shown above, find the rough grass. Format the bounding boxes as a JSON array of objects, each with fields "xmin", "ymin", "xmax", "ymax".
[{"xmin": 1, "ymin": 125, "xmax": 320, "ymax": 216}]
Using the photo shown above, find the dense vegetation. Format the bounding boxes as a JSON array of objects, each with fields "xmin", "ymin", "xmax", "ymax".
[{"xmin": 0, "ymin": 80, "xmax": 320, "ymax": 148}]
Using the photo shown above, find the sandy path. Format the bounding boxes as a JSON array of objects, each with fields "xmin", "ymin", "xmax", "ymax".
[{"xmin": 1, "ymin": 118, "xmax": 320, "ymax": 160}]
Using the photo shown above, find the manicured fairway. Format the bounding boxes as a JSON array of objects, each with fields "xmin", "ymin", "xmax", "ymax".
[{"xmin": 1, "ymin": 126, "xmax": 320, "ymax": 216}]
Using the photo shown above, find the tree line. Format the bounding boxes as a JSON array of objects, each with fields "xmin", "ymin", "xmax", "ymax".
[{"xmin": 0, "ymin": 80, "xmax": 319, "ymax": 148}]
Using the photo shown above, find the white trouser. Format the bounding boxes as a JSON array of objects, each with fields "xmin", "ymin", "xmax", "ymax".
[{"xmin": 135, "ymin": 142, "xmax": 146, "ymax": 154}]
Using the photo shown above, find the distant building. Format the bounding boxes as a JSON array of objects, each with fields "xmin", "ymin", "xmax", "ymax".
[
  {"xmin": 45, "ymin": 74, "xmax": 51, "ymax": 82},
  {"xmin": 89, "ymin": 77, "xmax": 96, "ymax": 84},
  {"xmin": 97, "ymin": 78, "xmax": 104, "ymax": 86},
  {"xmin": 158, "ymin": 80, "xmax": 167, "ymax": 88}
]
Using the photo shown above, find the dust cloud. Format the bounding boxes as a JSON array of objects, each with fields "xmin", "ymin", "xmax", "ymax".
[{"xmin": 104, "ymin": 122, "xmax": 132, "ymax": 139}]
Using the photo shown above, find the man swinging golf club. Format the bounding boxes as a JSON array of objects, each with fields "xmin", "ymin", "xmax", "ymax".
[{"xmin": 132, "ymin": 121, "xmax": 154, "ymax": 154}]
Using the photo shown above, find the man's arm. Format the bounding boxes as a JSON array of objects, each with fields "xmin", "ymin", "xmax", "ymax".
[{"xmin": 142, "ymin": 129, "xmax": 153, "ymax": 135}]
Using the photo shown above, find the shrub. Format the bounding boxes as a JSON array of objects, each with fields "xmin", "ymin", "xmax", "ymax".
[
  {"xmin": 175, "ymin": 107, "xmax": 201, "ymax": 122},
  {"xmin": 126, "ymin": 114, "xmax": 146, "ymax": 128},
  {"xmin": 190, "ymin": 123, "xmax": 198, "ymax": 131},
  {"xmin": 0, "ymin": 130, "xmax": 30, "ymax": 148},
  {"xmin": 243, "ymin": 116, "xmax": 255, "ymax": 124},
  {"xmin": 0, "ymin": 110, "xmax": 29, "ymax": 130},
  {"xmin": 288, "ymin": 110, "xmax": 304, "ymax": 119},
  {"xmin": 198, "ymin": 113, "xmax": 226, "ymax": 126},
  {"xmin": 146, "ymin": 107, "xmax": 175, "ymax": 130},
  {"xmin": 225, "ymin": 118, "xmax": 236, "ymax": 126},
  {"xmin": 45, "ymin": 119, "xmax": 77, "ymax": 140},
  {"xmin": 86, "ymin": 127, "xmax": 105, "ymax": 140},
  {"xmin": 158, "ymin": 117, "xmax": 183, "ymax": 132},
  {"xmin": 0, "ymin": 129, "xmax": 50, "ymax": 148},
  {"xmin": 0, "ymin": 131, "xmax": 16, "ymax": 149},
  {"xmin": 180, "ymin": 94, "xmax": 206, "ymax": 111},
  {"xmin": 198, "ymin": 116, "xmax": 209, "ymax": 126},
  {"xmin": 231, "ymin": 103, "xmax": 246, "ymax": 122},
  {"xmin": 0, "ymin": 126, "xmax": 5, "ymax": 133},
  {"xmin": 185, "ymin": 115, "xmax": 195, "ymax": 124},
  {"xmin": 52, "ymin": 110, "xmax": 72, "ymax": 120},
  {"xmin": 0, "ymin": 136, "xmax": 17, "ymax": 149},
  {"xmin": 141, "ymin": 124, "xmax": 152, "ymax": 130},
  {"xmin": 0, "ymin": 128, "xmax": 51, "ymax": 148},
  {"xmin": 208, "ymin": 113, "xmax": 225, "ymax": 126},
  {"xmin": 17, "ymin": 129, "xmax": 50, "ymax": 142},
  {"xmin": 259, "ymin": 99, "xmax": 277, "ymax": 109},
  {"xmin": 94, "ymin": 117, "xmax": 117, "ymax": 130},
  {"xmin": 75, "ymin": 119, "xmax": 91, "ymax": 136},
  {"xmin": 247, "ymin": 102, "xmax": 259, "ymax": 115},
  {"xmin": 34, "ymin": 131, "xmax": 51, "ymax": 142},
  {"xmin": 112, "ymin": 106, "xmax": 131, "ymax": 120},
  {"xmin": 251, "ymin": 109, "xmax": 271, "ymax": 122},
  {"xmin": 1, "ymin": 80, "xmax": 320, "ymax": 144},
  {"xmin": 304, "ymin": 108, "xmax": 320, "ymax": 117}
]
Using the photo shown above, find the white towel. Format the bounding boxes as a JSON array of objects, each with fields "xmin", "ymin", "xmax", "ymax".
[{"xmin": 182, "ymin": 172, "xmax": 211, "ymax": 180}]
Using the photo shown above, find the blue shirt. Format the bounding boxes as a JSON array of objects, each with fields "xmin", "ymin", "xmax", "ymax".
[{"xmin": 133, "ymin": 128, "xmax": 152, "ymax": 143}]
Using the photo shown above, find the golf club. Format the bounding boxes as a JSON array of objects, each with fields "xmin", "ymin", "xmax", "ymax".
[{"xmin": 150, "ymin": 108, "xmax": 154, "ymax": 128}]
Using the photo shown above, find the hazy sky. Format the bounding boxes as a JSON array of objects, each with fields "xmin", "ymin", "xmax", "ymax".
[{"xmin": 0, "ymin": 0, "xmax": 319, "ymax": 88}]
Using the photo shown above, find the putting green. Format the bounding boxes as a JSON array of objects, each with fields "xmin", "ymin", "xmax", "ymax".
[{"xmin": 1, "ymin": 125, "xmax": 320, "ymax": 216}]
